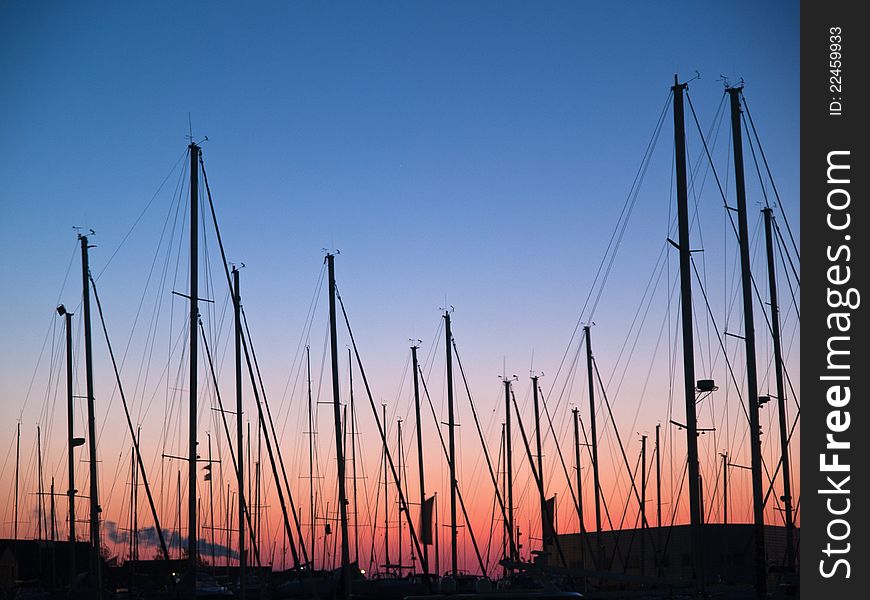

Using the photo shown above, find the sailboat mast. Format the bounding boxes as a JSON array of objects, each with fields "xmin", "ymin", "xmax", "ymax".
[
  {"xmin": 671, "ymin": 76, "xmax": 704, "ymax": 591},
  {"xmin": 531, "ymin": 376, "xmax": 547, "ymax": 550},
  {"xmin": 256, "ymin": 422, "xmax": 261, "ymax": 560},
  {"xmin": 59, "ymin": 307, "xmax": 77, "ymax": 551},
  {"xmin": 640, "ymin": 434, "xmax": 647, "ymax": 576},
  {"xmin": 15, "ymin": 422, "xmax": 20, "ymax": 541},
  {"xmin": 246, "ymin": 421, "xmax": 251, "ymax": 562},
  {"xmin": 80, "ymin": 233, "xmax": 103, "ymax": 597},
  {"xmin": 187, "ymin": 141, "xmax": 201, "ymax": 573},
  {"xmin": 51, "ymin": 478, "xmax": 57, "ymax": 541},
  {"xmin": 444, "ymin": 311, "xmax": 458, "ymax": 576},
  {"xmin": 233, "ymin": 266, "xmax": 246, "ymax": 600},
  {"xmin": 382, "ymin": 404, "xmax": 390, "ymax": 568},
  {"xmin": 655, "ymin": 424, "xmax": 661, "ymax": 529},
  {"xmin": 726, "ymin": 86, "xmax": 767, "ymax": 597},
  {"xmin": 38, "ymin": 425, "xmax": 44, "ymax": 541},
  {"xmin": 500, "ymin": 423, "xmax": 507, "ymax": 570},
  {"xmin": 572, "ymin": 409, "xmax": 585, "ymax": 536},
  {"xmin": 411, "ymin": 344, "xmax": 427, "ymax": 573},
  {"xmin": 721, "ymin": 452, "xmax": 728, "ymax": 526},
  {"xmin": 326, "ymin": 253, "xmax": 351, "ymax": 595},
  {"xmin": 398, "ymin": 418, "xmax": 404, "ymax": 570},
  {"xmin": 349, "ymin": 348, "xmax": 360, "ymax": 565},
  {"xmin": 134, "ymin": 427, "xmax": 140, "ymax": 562},
  {"xmin": 762, "ymin": 206, "xmax": 795, "ymax": 569},
  {"xmin": 583, "ymin": 325, "xmax": 603, "ymax": 567},
  {"xmin": 130, "ymin": 446, "xmax": 135, "ymax": 561},
  {"xmin": 208, "ymin": 432, "xmax": 215, "ymax": 568},
  {"xmin": 58, "ymin": 305, "xmax": 78, "ymax": 583},
  {"xmin": 307, "ymin": 345, "xmax": 315, "ymax": 567},
  {"xmin": 177, "ymin": 470, "xmax": 182, "ymax": 558},
  {"xmin": 503, "ymin": 379, "xmax": 515, "ymax": 562}
]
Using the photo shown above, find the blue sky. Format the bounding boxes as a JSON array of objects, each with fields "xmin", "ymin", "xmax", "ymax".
[{"xmin": 0, "ymin": 1, "xmax": 798, "ymax": 566}]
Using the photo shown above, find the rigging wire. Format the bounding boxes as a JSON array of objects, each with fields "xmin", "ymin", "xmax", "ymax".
[
  {"xmin": 741, "ymin": 96, "xmax": 800, "ymax": 263},
  {"xmin": 544, "ymin": 90, "xmax": 672, "ymax": 405}
]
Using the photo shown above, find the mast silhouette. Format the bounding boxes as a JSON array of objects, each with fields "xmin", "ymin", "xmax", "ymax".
[
  {"xmin": 233, "ymin": 266, "xmax": 246, "ymax": 600},
  {"xmin": 411, "ymin": 344, "xmax": 428, "ymax": 574},
  {"xmin": 671, "ymin": 76, "xmax": 704, "ymax": 592},
  {"xmin": 134, "ymin": 427, "xmax": 140, "ymax": 563},
  {"xmin": 444, "ymin": 311, "xmax": 458, "ymax": 577},
  {"xmin": 655, "ymin": 424, "xmax": 661, "ymax": 529},
  {"xmin": 58, "ymin": 304, "xmax": 78, "ymax": 582},
  {"xmin": 503, "ymin": 377, "xmax": 515, "ymax": 562},
  {"xmin": 80, "ymin": 233, "xmax": 103, "ymax": 598},
  {"xmin": 727, "ymin": 85, "xmax": 766, "ymax": 597},
  {"xmin": 382, "ymin": 404, "xmax": 391, "ymax": 569},
  {"xmin": 349, "ymin": 348, "xmax": 360, "ymax": 564},
  {"xmin": 187, "ymin": 141, "xmax": 200, "ymax": 574},
  {"xmin": 326, "ymin": 253, "xmax": 350, "ymax": 597},
  {"xmin": 207, "ymin": 432, "xmax": 214, "ymax": 568},
  {"xmin": 38, "ymin": 425, "xmax": 44, "ymax": 541},
  {"xmin": 571, "ymin": 408, "xmax": 585, "ymax": 566},
  {"xmin": 531, "ymin": 375, "xmax": 548, "ymax": 550},
  {"xmin": 583, "ymin": 325, "xmax": 603, "ymax": 568},
  {"xmin": 397, "ymin": 418, "xmax": 405, "ymax": 570},
  {"xmin": 763, "ymin": 206, "xmax": 795, "ymax": 570},
  {"xmin": 721, "ymin": 452, "xmax": 729, "ymax": 527},
  {"xmin": 15, "ymin": 422, "xmax": 20, "ymax": 542},
  {"xmin": 306, "ymin": 345, "xmax": 315, "ymax": 567},
  {"xmin": 640, "ymin": 434, "xmax": 647, "ymax": 576}
]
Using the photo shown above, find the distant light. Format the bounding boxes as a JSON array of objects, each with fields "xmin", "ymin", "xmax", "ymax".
[
  {"xmin": 56, "ymin": 304, "xmax": 67, "ymax": 316},
  {"xmin": 360, "ymin": 569, "xmax": 366, "ymax": 575}
]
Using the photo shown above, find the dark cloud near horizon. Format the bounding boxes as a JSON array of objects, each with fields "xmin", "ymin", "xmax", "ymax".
[{"xmin": 105, "ymin": 521, "xmax": 239, "ymax": 560}]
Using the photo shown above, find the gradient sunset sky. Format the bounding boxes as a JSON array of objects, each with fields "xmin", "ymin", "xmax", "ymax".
[{"xmin": 0, "ymin": 1, "xmax": 799, "ymax": 573}]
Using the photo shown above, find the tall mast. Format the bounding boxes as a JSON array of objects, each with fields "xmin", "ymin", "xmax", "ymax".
[
  {"xmin": 501, "ymin": 423, "xmax": 508, "ymax": 570},
  {"xmin": 655, "ymin": 424, "xmax": 661, "ymax": 529},
  {"xmin": 15, "ymin": 422, "xmax": 20, "ymax": 541},
  {"xmin": 382, "ymin": 404, "xmax": 390, "ymax": 569},
  {"xmin": 583, "ymin": 325, "xmax": 603, "ymax": 567},
  {"xmin": 503, "ymin": 377, "xmax": 515, "ymax": 562},
  {"xmin": 51, "ymin": 477, "xmax": 57, "ymax": 542},
  {"xmin": 177, "ymin": 470, "xmax": 182, "ymax": 558},
  {"xmin": 434, "ymin": 493, "xmax": 440, "ymax": 576},
  {"xmin": 307, "ymin": 345, "xmax": 315, "ymax": 567},
  {"xmin": 571, "ymin": 408, "xmax": 585, "ymax": 565},
  {"xmin": 763, "ymin": 206, "xmax": 795, "ymax": 569},
  {"xmin": 349, "ymin": 348, "xmax": 360, "ymax": 565},
  {"xmin": 727, "ymin": 86, "xmax": 766, "ymax": 597},
  {"xmin": 397, "ymin": 418, "xmax": 404, "ymax": 570},
  {"xmin": 531, "ymin": 376, "xmax": 547, "ymax": 550},
  {"xmin": 326, "ymin": 253, "xmax": 350, "ymax": 596},
  {"xmin": 671, "ymin": 76, "xmax": 704, "ymax": 591},
  {"xmin": 134, "ymin": 427, "xmax": 140, "ymax": 563},
  {"xmin": 640, "ymin": 434, "xmax": 647, "ymax": 576},
  {"xmin": 58, "ymin": 305, "xmax": 77, "ymax": 582},
  {"xmin": 444, "ymin": 311, "xmax": 458, "ymax": 577},
  {"xmin": 129, "ymin": 446, "xmax": 135, "ymax": 561},
  {"xmin": 233, "ymin": 266, "xmax": 246, "ymax": 600},
  {"xmin": 38, "ymin": 425, "xmax": 44, "ymax": 541},
  {"xmin": 256, "ymin": 422, "xmax": 262, "ymax": 561},
  {"xmin": 411, "ymin": 344, "xmax": 428, "ymax": 574},
  {"xmin": 721, "ymin": 452, "xmax": 728, "ymax": 526},
  {"xmin": 246, "ymin": 421, "xmax": 251, "ymax": 564},
  {"xmin": 208, "ymin": 432, "xmax": 215, "ymax": 569},
  {"xmin": 80, "ymin": 234, "xmax": 103, "ymax": 598},
  {"xmin": 187, "ymin": 141, "xmax": 200, "ymax": 573}
]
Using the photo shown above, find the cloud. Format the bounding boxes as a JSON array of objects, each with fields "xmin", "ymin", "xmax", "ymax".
[{"xmin": 105, "ymin": 522, "xmax": 239, "ymax": 560}]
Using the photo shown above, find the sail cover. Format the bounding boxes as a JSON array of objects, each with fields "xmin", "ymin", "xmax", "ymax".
[{"xmin": 420, "ymin": 495, "xmax": 435, "ymax": 545}]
